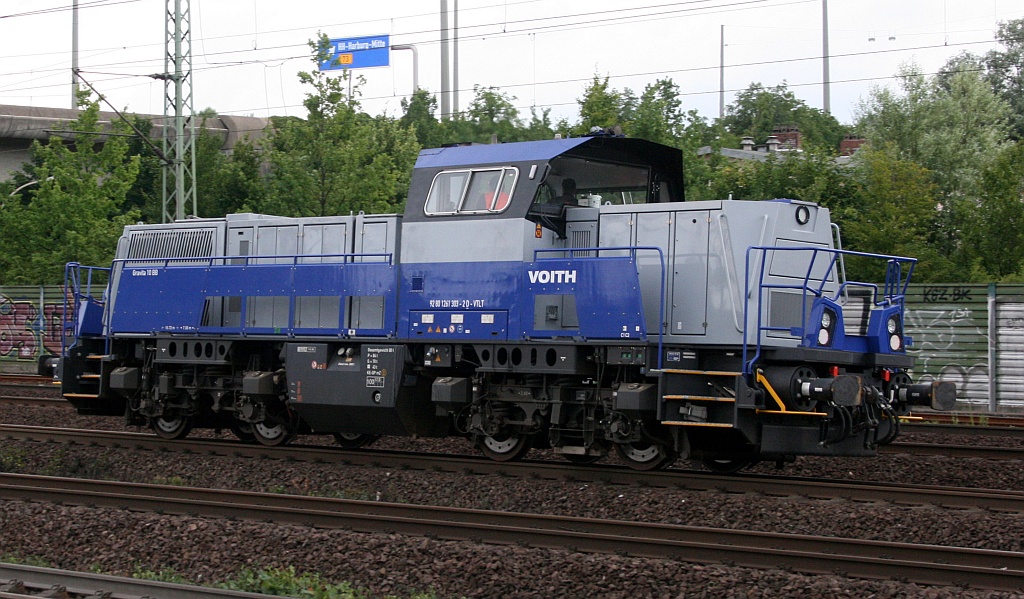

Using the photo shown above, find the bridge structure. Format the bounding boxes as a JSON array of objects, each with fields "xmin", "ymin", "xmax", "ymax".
[{"xmin": 0, "ymin": 103, "xmax": 269, "ymax": 182}]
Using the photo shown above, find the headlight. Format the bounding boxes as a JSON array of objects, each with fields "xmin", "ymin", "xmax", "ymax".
[
  {"xmin": 889, "ymin": 334, "xmax": 902, "ymax": 351},
  {"xmin": 818, "ymin": 328, "xmax": 831, "ymax": 345},
  {"xmin": 887, "ymin": 316, "xmax": 899, "ymax": 334},
  {"xmin": 821, "ymin": 311, "xmax": 832, "ymax": 329}
]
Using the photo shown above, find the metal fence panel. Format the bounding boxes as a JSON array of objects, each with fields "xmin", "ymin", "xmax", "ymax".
[{"xmin": 0, "ymin": 285, "xmax": 66, "ymax": 372}]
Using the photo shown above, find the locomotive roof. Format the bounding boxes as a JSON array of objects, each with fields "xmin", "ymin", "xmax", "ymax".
[{"xmin": 415, "ymin": 136, "xmax": 684, "ymax": 189}]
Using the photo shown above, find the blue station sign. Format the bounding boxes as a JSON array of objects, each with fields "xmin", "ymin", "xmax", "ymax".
[{"xmin": 319, "ymin": 35, "xmax": 390, "ymax": 71}]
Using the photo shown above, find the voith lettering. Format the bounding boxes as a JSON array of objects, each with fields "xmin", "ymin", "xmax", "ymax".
[{"xmin": 528, "ymin": 270, "xmax": 577, "ymax": 284}]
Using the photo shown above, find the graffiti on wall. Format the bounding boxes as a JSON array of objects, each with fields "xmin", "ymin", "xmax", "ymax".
[
  {"xmin": 905, "ymin": 296, "xmax": 989, "ymax": 407},
  {"xmin": 0, "ymin": 294, "xmax": 64, "ymax": 362},
  {"xmin": 921, "ymin": 286, "xmax": 974, "ymax": 304}
]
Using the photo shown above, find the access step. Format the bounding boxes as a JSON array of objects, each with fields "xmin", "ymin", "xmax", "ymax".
[
  {"xmin": 663, "ymin": 394, "xmax": 735, "ymax": 403},
  {"xmin": 662, "ymin": 421, "xmax": 734, "ymax": 427}
]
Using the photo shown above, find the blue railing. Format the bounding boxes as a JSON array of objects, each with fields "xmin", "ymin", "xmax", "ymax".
[
  {"xmin": 61, "ymin": 262, "xmax": 111, "ymax": 355},
  {"xmin": 741, "ymin": 245, "xmax": 916, "ymax": 377}
]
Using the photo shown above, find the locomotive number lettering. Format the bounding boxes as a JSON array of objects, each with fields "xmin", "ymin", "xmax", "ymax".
[{"xmin": 131, "ymin": 269, "xmax": 159, "ymax": 277}]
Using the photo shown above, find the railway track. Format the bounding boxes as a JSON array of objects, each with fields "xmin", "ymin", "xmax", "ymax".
[
  {"xmin": 1, "ymin": 472, "xmax": 1021, "ymax": 592},
  {"xmin": 0, "ymin": 374, "xmax": 57, "ymax": 387},
  {"xmin": 0, "ymin": 563, "xmax": 273, "ymax": 599},
  {"xmin": 1, "ymin": 424, "xmax": 1021, "ymax": 512}
]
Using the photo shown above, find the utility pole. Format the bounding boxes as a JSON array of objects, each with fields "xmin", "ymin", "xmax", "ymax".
[
  {"xmin": 719, "ymin": 25, "xmax": 725, "ymax": 119},
  {"xmin": 822, "ymin": 0, "xmax": 831, "ymax": 114},
  {"xmin": 72, "ymin": 0, "xmax": 80, "ymax": 108},
  {"xmin": 453, "ymin": 0, "xmax": 459, "ymax": 118},
  {"xmin": 440, "ymin": 0, "xmax": 450, "ymax": 120},
  {"xmin": 161, "ymin": 0, "xmax": 197, "ymax": 222}
]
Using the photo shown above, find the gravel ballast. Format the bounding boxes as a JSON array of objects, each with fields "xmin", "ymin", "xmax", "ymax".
[{"xmin": 1, "ymin": 405, "xmax": 1022, "ymax": 598}]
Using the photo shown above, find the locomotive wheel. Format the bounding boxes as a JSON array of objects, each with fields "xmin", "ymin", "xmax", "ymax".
[
  {"xmin": 253, "ymin": 421, "xmax": 293, "ymax": 446},
  {"xmin": 230, "ymin": 421, "xmax": 257, "ymax": 444},
  {"xmin": 701, "ymin": 458, "xmax": 753, "ymax": 474},
  {"xmin": 477, "ymin": 432, "xmax": 532, "ymax": 462},
  {"xmin": 614, "ymin": 441, "xmax": 676, "ymax": 471},
  {"xmin": 151, "ymin": 414, "xmax": 192, "ymax": 440},
  {"xmin": 332, "ymin": 432, "xmax": 381, "ymax": 449}
]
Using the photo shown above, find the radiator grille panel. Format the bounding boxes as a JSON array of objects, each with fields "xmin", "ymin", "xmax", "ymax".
[{"xmin": 126, "ymin": 229, "xmax": 217, "ymax": 263}]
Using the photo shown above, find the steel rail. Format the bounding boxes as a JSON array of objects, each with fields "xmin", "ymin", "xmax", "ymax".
[
  {"xmin": 0, "ymin": 374, "xmax": 57, "ymax": 387},
  {"xmin": 881, "ymin": 441, "xmax": 1024, "ymax": 459},
  {"xmin": 903, "ymin": 422, "xmax": 1024, "ymax": 439},
  {"xmin": 1, "ymin": 424, "xmax": 1022, "ymax": 512},
  {"xmin": 0, "ymin": 563, "xmax": 274, "ymax": 599},
  {"xmin": 0, "ymin": 396, "xmax": 65, "ymax": 407},
  {"xmin": 1, "ymin": 473, "xmax": 1022, "ymax": 592},
  {"xmin": 911, "ymin": 412, "xmax": 1024, "ymax": 428}
]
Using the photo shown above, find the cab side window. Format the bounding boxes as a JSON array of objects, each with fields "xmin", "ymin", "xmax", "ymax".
[{"xmin": 424, "ymin": 167, "xmax": 519, "ymax": 215}]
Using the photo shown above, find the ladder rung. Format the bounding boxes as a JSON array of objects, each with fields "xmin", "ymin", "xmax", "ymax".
[
  {"xmin": 64, "ymin": 393, "xmax": 100, "ymax": 399},
  {"xmin": 662, "ymin": 421, "xmax": 734, "ymax": 428},
  {"xmin": 663, "ymin": 395, "xmax": 735, "ymax": 403},
  {"xmin": 86, "ymin": 354, "xmax": 110, "ymax": 360},
  {"xmin": 80, "ymin": 374, "xmax": 101, "ymax": 379}
]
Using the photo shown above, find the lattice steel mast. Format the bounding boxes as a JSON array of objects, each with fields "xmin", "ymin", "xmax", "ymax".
[{"xmin": 160, "ymin": 0, "xmax": 197, "ymax": 222}]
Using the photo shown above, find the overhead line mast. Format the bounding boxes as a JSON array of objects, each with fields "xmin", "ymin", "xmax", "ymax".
[{"xmin": 161, "ymin": 0, "xmax": 197, "ymax": 222}]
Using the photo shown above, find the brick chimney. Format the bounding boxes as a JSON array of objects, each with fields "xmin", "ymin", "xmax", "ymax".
[
  {"xmin": 839, "ymin": 135, "xmax": 865, "ymax": 156},
  {"xmin": 772, "ymin": 126, "xmax": 801, "ymax": 149}
]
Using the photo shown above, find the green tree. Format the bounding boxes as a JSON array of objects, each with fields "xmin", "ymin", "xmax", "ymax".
[
  {"xmin": 965, "ymin": 141, "xmax": 1024, "ymax": 279},
  {"xmin": 721, "ymin": 82, "xmax": 847, "ymax": 149},
  {"xmin": 575, "ymin": 75, "xmax": 626, "ymax": 134},
  {"xmin": 858, "ymin": 64, "xmax": 1009, "ymax": 198},
  {"xmin": 0, "ymin": 95, "xmax": 140, "ymax": 283},
  {"xmin": 520, "ymin": 106, "xmax": 555, "ymax": 142},
  {"xmin": 399, "ymin": 88, "xmax": 443, "ymax": 148},
  {"xmin": 983, "ymin": 19, "xmax": 1024, "ymax": 139},
  {"xmin": 703, "ymin": 147, "xmax": 851, "ymax": 208},
  {"xmin": 857, "ymin": 63, "xmax": 1011, "ymax": 274},
  {"xmin": 839, "ymin": 145, "xmax": 956, "ymax": 282},
  {"xmin": 629, "ymin": 78, "xmax": 684, "ymax": 146},
  {"xmin": 198, "ymin": 137, "xmax": 266, "ymax": 217},
  {"xmin": 261, "ymin": 35, "xmax": 419, "ymax": 217},
  {"xmin": 461, "ymin": 85, "xmax": 523, "ymax": 143},
  {"xmin": 119, "ymin": 114, "xmax": 163, "ymax": 223},
  {"xmin": 942, "ymin": 19, "xmax": 1024, "ymax": 139}
]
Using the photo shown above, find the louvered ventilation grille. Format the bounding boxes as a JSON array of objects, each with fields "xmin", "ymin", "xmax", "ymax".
[
  {"xmin": 570, "ymin": 230, "xmax": 591, "ymax": 248},
  {"xmin": 570, "ymin": 229, "xmax": 593, "ymax": 256},
  {"xmin": 126, "ymin": 229, "xmax": 216, "ymax": 264}
]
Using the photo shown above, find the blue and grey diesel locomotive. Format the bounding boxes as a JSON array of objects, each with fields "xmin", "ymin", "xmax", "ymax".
[{"xmin": 59, "ymin": 136, "xmax": 955, "ymax": 471}]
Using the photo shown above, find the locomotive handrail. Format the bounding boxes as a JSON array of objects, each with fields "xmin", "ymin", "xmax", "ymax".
[
  {"xmin": 534, "ymin": 245, "xmax": 666, "ymax": 369},
  {"xmin": 113, "ymin": 251, "xmax": 396, "ymax": 269},
  {"xmin": 61, "ymin": 262, "xmax": 112, "ymax": 355},
  {"xmin": 741, "ymin": 245, "xmax": 917, "ymax": 377}
]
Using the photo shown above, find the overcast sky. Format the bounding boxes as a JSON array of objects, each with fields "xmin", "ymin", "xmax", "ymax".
[{"xmin": 1, "ymin": 0, "xmax": 1021, "ymax": 128}]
